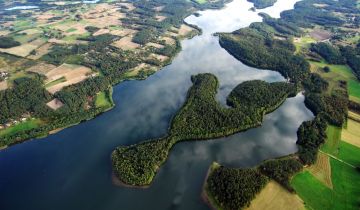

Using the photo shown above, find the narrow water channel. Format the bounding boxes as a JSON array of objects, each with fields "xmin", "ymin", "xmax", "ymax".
[{"xmin": 0, "ymin": 0, "xmax": 312, "ymax": 209}]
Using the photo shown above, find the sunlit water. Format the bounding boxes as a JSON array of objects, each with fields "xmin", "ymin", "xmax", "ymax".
[{"xmin": 0, "ymin": 0, "xmax": 311, "ymax": 209}]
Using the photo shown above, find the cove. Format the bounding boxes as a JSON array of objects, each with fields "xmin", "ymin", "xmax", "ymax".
[{"xmin": 0, "ymin": 0, "xmax": 312, "ymax": 209}]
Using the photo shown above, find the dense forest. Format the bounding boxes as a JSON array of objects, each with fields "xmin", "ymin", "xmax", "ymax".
[
  {"xmin": 205, "ymin": 157, "xmax": 303, "ymax": 210},
  {"xmin": 218, "ymin": 27, "xmax": 309, "ymax": 82},
  {"xmin": 0, "ymin": 36, "xmax": 21, "ymax": 48},
  {"xmin": 205, "ymin": 164, "xmax": 269, "ymax": 210},
  {"xmin": 0, "ymin": 77, "xmax": 52, "ymax": 124},
  {"xmin": 247, "ymin": 0, "xmax": 277, "ymax": 9},
  {"xmin": 112, "ymin": 73, "xmax": 296, "ymax": 186}
]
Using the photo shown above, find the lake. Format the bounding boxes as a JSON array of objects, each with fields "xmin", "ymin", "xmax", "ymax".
[{"xmin": 0, "ymin": 0, "xmax": 312, "ymax": 209}]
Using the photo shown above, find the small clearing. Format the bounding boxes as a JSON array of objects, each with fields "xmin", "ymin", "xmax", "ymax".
[
  {"xmin": 178, "ymin": 24, "xmax": 194, "ymax": 36},
  {"xmin": 161, "ymin": 36, "xmax": 176, "ymax": 45},
  {"xmin": 0, "ymin": 81, "xmax": 8, "ymax": 91},
  {"xmin": 308, "ymin": 152, "xmax": 333, "ymax": 188},
  {"xmin": 150, "ymin": 53, "xmax": 168, "ymax": 62},
  {"xmin": 111, "ymin": 36, "xmax": 140, "ymax": 50},
  {"xmin": 309, "ymin": 29, "xmax": 332, "ymax": 41},
  {"xmin": 46, "ymin": 98, "xmax": 64, "ymax": 110},
  {"xmin": 341, "ymin": 119, "xmax": 360, "ymax": 148},
  {"xmin": 155, "ymin": 15, "xmax": 166, "ymax": 22},
  {"xmin": 246, "ymin": 181, "xmax": 304, "ymax": 210}
]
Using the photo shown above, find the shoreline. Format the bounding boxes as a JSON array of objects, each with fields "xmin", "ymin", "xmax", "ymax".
[
  {"xmin": 0, "ymin": 17, "xmax": 203, "ymax": 150},
  {"xmin": 201, "ymin": 162, "xmax": 222, "ymax": 210}
]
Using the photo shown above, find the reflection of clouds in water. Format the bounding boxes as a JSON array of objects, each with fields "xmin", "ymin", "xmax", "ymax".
[
  {"xmin": 259, "ymin": 0, "xmax": 302, "ymax": 18},
  {"xmin": 186, "ymin": 0, "xmax": 301, "ymax": 34},
  {"xmin": 0, "ymin": 0, "xmax": 313, "ymax": 210}
]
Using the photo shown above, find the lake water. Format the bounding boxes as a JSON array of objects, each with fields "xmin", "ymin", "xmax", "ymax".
[
  {"xmin": 0, "ymin": 0, "xmax": 311, "ymax": 209},
  {"xmin": 5, "ymin": 6, "xmax": 39, "ymax": 11}
]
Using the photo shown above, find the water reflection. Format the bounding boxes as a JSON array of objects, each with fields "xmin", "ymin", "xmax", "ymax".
[{"xmin": 0, "ymin": 0, "xmax": 311, "ymax": 210}]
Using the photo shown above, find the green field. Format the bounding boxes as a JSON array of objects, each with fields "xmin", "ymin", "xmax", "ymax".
[
  {"xmin": 95, "ymin": 88, "xmax": 113, "ymax": 108},
  {"xmin": 294, "ymin": 36, "xmax": 316, "ymax": 53},
  {"xmin": 310, "ymin": 61, "xmax": 360, "ymax": 101},
  {"xmin": 194, "ymin": 0, "xmax": 208, "ymax": 4},
  {"xmin": 292, "ymin": 158, "xmax": 360, "ymax": 210},
  {"xmin": 320, "ymin": 125, "xmax": 342, "ymax": 156},
  {"xmin": 45, "ymin": 76, "xmax": 66, "ymax": 88},
  {"xmin": 0, "ymin": 119, "xmax": 42, "ymax": 137},
  {"xmin": 291, "ymin": 171, "xmax": 333, "ymax": 210},
  {"xmin": 338, "ymin": 141, "xmax": 360, "ymax": 167}
]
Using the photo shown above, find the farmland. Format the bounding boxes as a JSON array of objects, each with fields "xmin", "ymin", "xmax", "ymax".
[
  {"xmin": 0, "ymin": 0, "xmax": 214, "ymax": 146},
  {"xmin": 246, "ymin": 181, "xmax": 304, "ymax": 210}
]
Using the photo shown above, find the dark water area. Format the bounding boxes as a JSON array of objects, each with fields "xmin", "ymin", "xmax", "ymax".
[{"xmin": 0, "ymin": 0, "xmax": 311, "ymax": 209}]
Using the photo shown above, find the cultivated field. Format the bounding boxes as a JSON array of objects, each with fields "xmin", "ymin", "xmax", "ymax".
[
  {"xmin": 308, "ymin": 152, "xmax": 333, "ymax": 188},
  {"xmin": 320, "ymin": 125, "xmax": 341, "ymax": 156},
  {"xmin": 309, "ymin": 29, "xmax": 332, "ymax": 41},
  {"xmin": 111, "ymin": 36, "xmax": 140, "ymax": 50},
  {"xmin": 0, "ymin": 39, "xmax": 46, "ymax": 57},
  {"xmin": 246, "ymin": 181, "xmax": 304, "ymax": 210},
  {"xmin": 27, "ymin": 43, "xmax": 53, "ymax": 60},
  {"xmin": 177, "ymin": 24, "xmax": 194, "ymax": 36},
  {"xmin": 348, "ymin": 111, "xmax": 360, "ymax": 122},
  {"xmin": 341, "ymin": 119, "xmax": 360, "ymax": 148},
  {"xmin": 45, "ymin": 63, "xmax": 93, "ymax": 94},
  {"xmin": 26, "ymin": 62, "xmax": 56, "ymax": 75}
]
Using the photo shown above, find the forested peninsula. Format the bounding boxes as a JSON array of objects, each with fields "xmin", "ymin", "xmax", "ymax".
[{"xmin": 112, "ymin": 73, "xmax": 296, "ymax": 186}]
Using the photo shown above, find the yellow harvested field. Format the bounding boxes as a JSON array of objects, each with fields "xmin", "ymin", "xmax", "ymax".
[
  {"xmin": 46, "ymin": 98, "xmax": 64, "ymax": 110},
  {"xmin": 36, "ymin": 13, "xmax": 57, "ymax": 23},
  {"xmin": 109, "ymin": 29, "xmax": 137, "ymax": 37},
  {"xmin": 0, "ymin": 81, "xmax": 8, "ymax": 91},
  {"xmin": 22, "ymin": 28, "xmax": 42, "ymax": 35},
  {"xmin": 126, "ymin": 63, "xmax": 155, "ymax": 77},
  {"xmin": 150, "ymin": 53, "xmax": 168, "ymax": 62},
  {"xmin": 246, "ymin": 181, "xmax": 304, "ymax": 210},
  {"xmin": 82, "ymin": 3, "xmax": 125, "ymax": 27},
  {"xmin": 146, "ymin": 42, "xmax": 164, "ymax": 49},
  {"xmin": 27, "ymin": 43, "xmax": 53, "ymax": 60},
  {"xmin": 26, "ymin": 62, "xmax": 57, "ymax": 75},
  {"xmin": 155, "ymin": 15, "xmax": 167, "ymax": 22},
  {"xmin": 341, "ymin": 119, "xmax": 360, "ymax": 147},
  {"xmin": 178, "ymin": 24, "xmax": 194, "ymax": 36},
  {"xmin": 0, "ymin": 39, "xmax": 46, "ymax": 57},
  {"xmin": 45, "ymin": 64, "xmax": 93, "ymax": 94},
  {"xmin": 161, "ymin": 37, "xmax": 176, "ymax": 45},
  {"xmin": 53, "ymin": 22, "xmax": 87, "ymax": 36},
  {"xmin": 111, "ymin": 36, "xmax": 140, "ymax": 50},
  {"xmin": 308, "ymin": 152, "xmax": 333, "ymax": 188},
  {"xmin": 93, "ymin": 29, "xmax": 111, "ymax": 36},
  {"xmin": 0, "ymin": 30, "xmax": 10, "ymax": 36},
  {"xmin": 348, "ymin": 111, "xmax": 360, "ymax": 122}
]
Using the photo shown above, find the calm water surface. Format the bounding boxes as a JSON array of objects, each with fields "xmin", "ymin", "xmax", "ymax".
[{"xmin": 0, "ymin": 0, "xmax": 311, "ymax": 209}]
